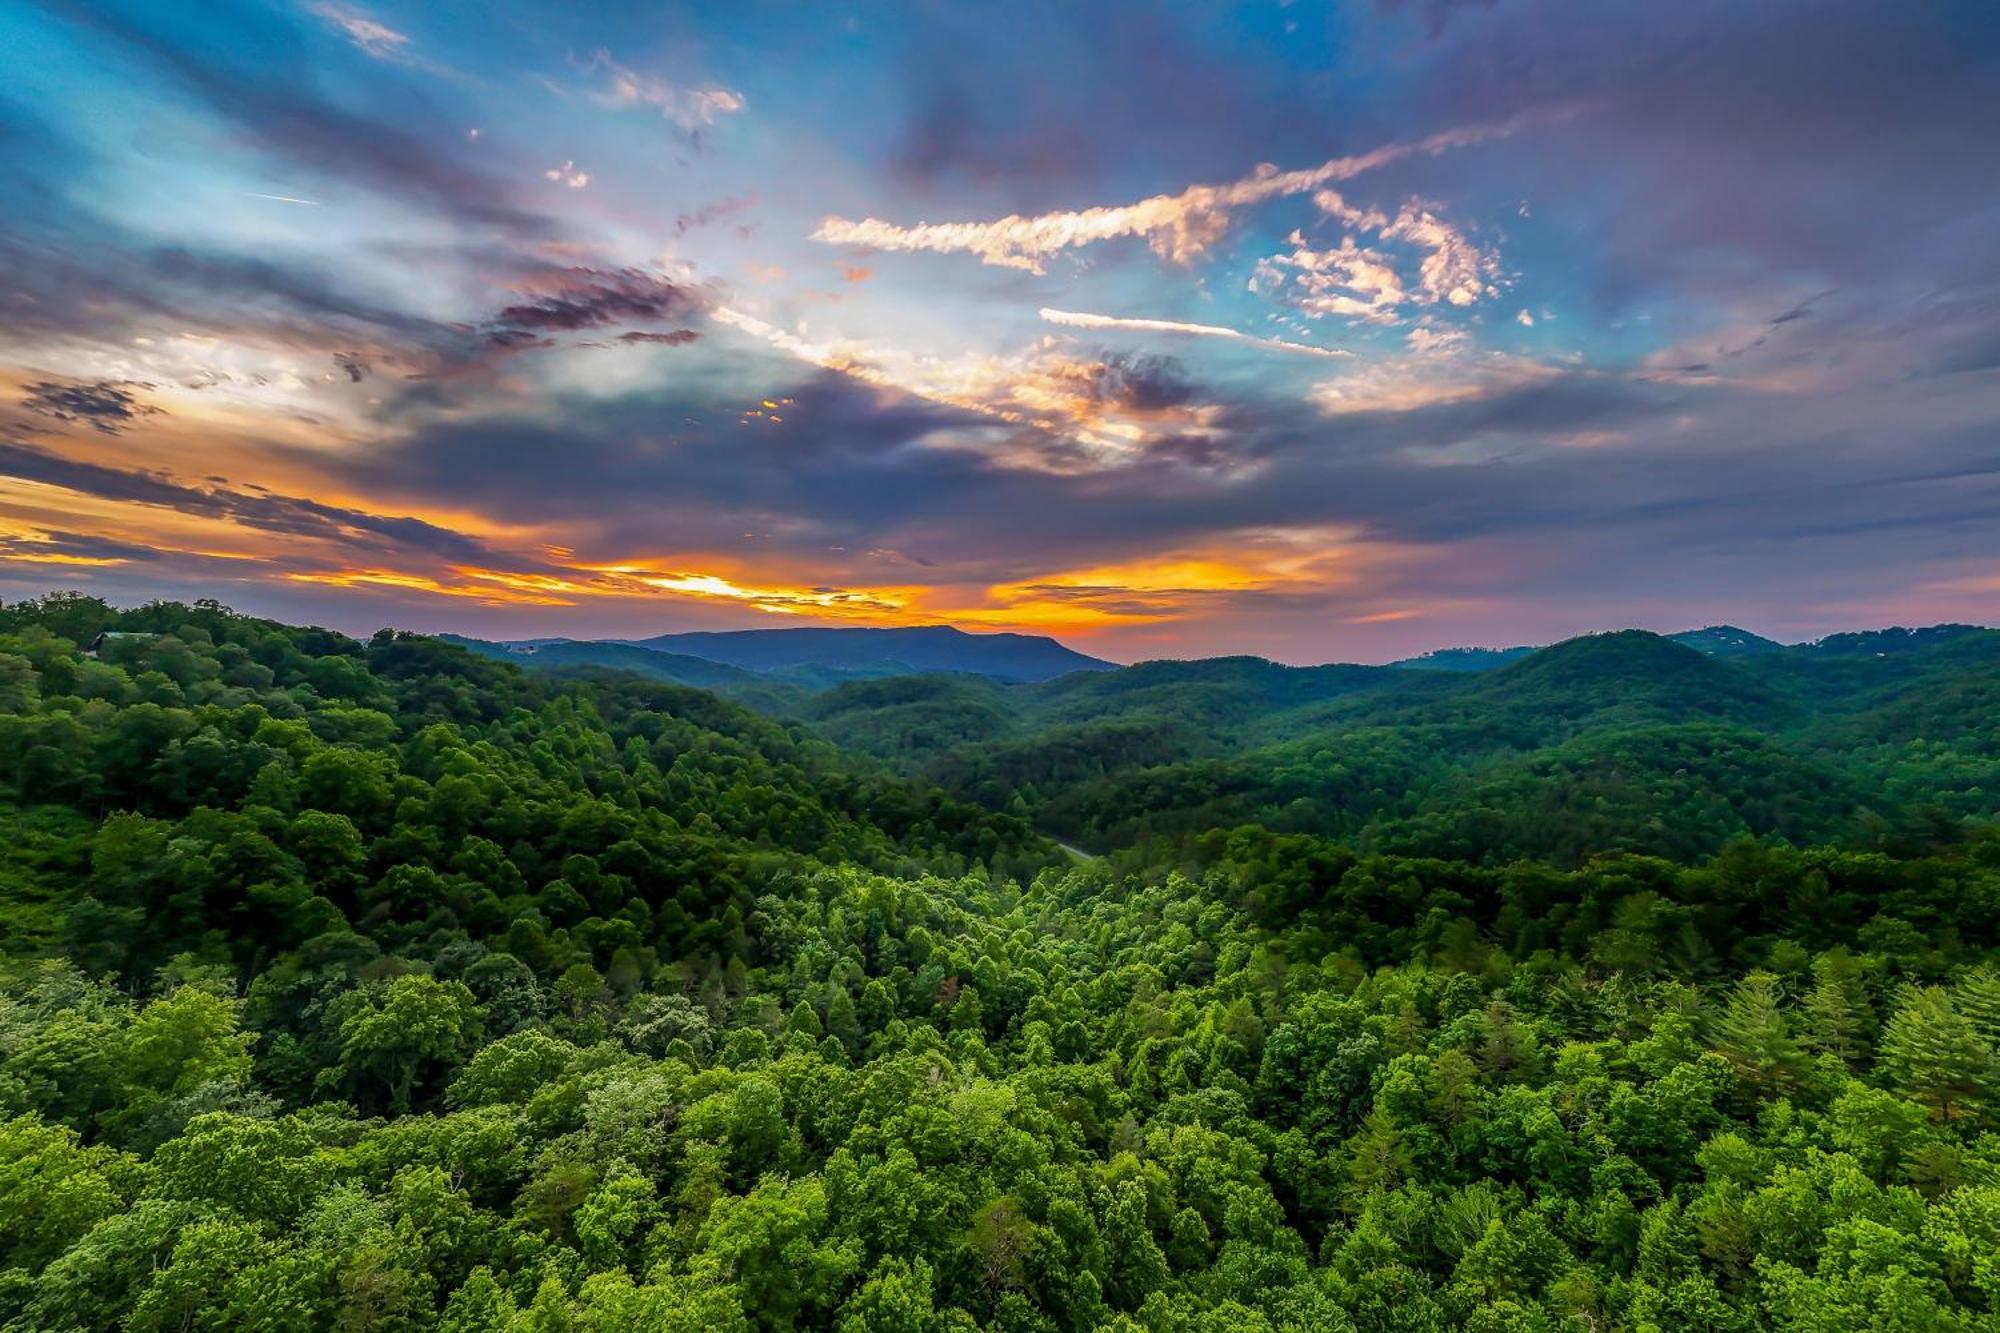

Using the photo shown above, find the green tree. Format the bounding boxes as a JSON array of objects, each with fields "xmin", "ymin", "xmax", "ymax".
[
  {"xmin": 1879, "ymin": 987, "xmax": 1993, "ymax": 1122},
  {"xmin": 323, "ymin": 976, "xmax": 485, "ymax": 1113},
  {"xmin": 1710, "ymin": 971, "xmax": 1806, "ymax": 1098}
]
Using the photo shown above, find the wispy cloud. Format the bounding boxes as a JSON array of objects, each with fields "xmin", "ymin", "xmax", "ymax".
[
  {"xmin": 674, "ymin": 193, "xmax": 758, "ymax": 238},
  {"xmin": 586, "ymin": 50, "xmax": 746, "ymax": 132},
  {"xmin": 1039, "ymin": 308, "xmax": 1349, "ymax": 359},
  {"xmin": 813, "ymin": 112, "xmax": 1550, "ymax": 272},
  {"xmin": 1308, "ymin": 351, "xmax": 1564, "ymax": 416},
  {"xmin": 306, "ymin": 2, "xmax": 410, "ymax": 59}
]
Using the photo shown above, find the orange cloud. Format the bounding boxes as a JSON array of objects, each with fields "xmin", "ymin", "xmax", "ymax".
[
  {"xmin": 263, "ymin": 535, "xmax": 1372, "ymax": 635},
  {"xmin": 284, "ymin": 569, "xmax": 578, "ymax": 607}
]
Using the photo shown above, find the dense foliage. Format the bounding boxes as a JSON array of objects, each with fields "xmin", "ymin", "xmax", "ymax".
[
  {"xmin": 2, "ymin": 594, "xmax": 1998, "ymax": 1331},
  {"xmin": 795, "ymin": 629, "xmax": 2000, "ymax": 863}
]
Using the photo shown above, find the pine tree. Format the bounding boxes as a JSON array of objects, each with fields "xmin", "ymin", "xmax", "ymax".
[
  {"xmin": 1802, "ymin": 949, "xmax": 1873, "ymax": 1067},
  {"xmin": 1477, "ymin": 997, "xmax": 1539, "ymax": 1081},
  {"xmin": 1879, "ymin": 986, "xmax": 1994, "ymax": 1123},
  {"xmin": 1711, "ymin": 971, "xmax": 1806, "ymax": 1098},
  {"xmin": 1955, "ymin": 964, "xmax": 2000, "ymax": 1049}
]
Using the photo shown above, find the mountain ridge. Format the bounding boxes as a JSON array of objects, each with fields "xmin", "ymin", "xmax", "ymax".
[
  {"xmin": 472, "ymin": 623, "xmax": 1115, "ymax": 683},
  {"xmin": 1386, "ymin": 622, "xmax": 1994, "ymax": 671}
]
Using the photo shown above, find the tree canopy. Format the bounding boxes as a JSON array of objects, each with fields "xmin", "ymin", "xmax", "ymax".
[{"xmin": 1, "ymin": 593, "xmax": 1997, "ymax": 1330}]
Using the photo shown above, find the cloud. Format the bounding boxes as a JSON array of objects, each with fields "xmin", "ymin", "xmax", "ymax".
[
  {"xmin": 274, "ymin": 555, "xmax": 929, "ymax": 618},
  {"xmin": 674, "ymin": 193, "xmax": 758, "ymax": 237},
  {"xmin": 1405, "ymin": 326, "xmax": 1470, "ymax": 353},
  {"xmin": 813, "ymin": 112, "xmax": 1549, "ymax": 272},
  {"xmin": 486, "ymin": 267, "xmax": 709, "ymax": 336},
  {"xmin": 1250, "ymin": 196, "xmax": 1498, "ymax": 324},
  {"xmin": 712, "ymin": 309, "xmax": 1241, "ymax": 470},
  {"xmin": 586, "ymin": 50, "xmax": 745, "ymax": 133},
  {"xmin": 0, "ymin": 529, "xmax": 171, "ymax": 567},
  {"xmin": 1039, "ymin": 308, "xmax": 1349, "ymax": 359},
  {"xmin": 1252, "ymin": 235, "xmax": 1407, "ymax": 321},
  {"xmin": 305, "ymin": 2, "xmax": 412, "ymax": 62},
  {"xmin": 1380, "ymin": 201, "xmax": 1498, "ymax": 307},
  {"xmin": 544, "ymin": 161, "xmax": 590, "ymax": 189},
  {"xmin": 19, "ymin": 381, "xmax": 164, "ymax": 435},
  {"xmin": 1309, "ymin": 352, "xmax": 1567, "ymax": 416},
  {"xmin": 1769, "ymin": 290, "xmax": 1838, "ymax": 325},
  {"xmin": 615, "ymin": 329, "xmax": 701, "ymax": 347},
  {"xmin": 0, "ymin": 440, "xmax": 504, "ymax": 566}
]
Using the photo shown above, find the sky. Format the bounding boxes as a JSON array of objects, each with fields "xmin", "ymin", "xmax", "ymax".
[{"xmin": 1, "ymin": 0, "xmax": 1996, "ymax": 664}]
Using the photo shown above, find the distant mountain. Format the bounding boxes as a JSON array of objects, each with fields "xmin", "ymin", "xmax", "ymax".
[
  {"xmin": 617, "ymin": 625, "xmax": 1114, "ymax": 683},
  {"xmin": 1460, "ymin": 630, "xmax": 1786, "ymax": 728},
  {"xmin": 441, "ymin": 636, "xmax": 769, "ymax": 690},
  {"xmin": 1388, "ymin": 645, "xmax": 1536, "ymax": 672},
  {"xmin": 1668, "ymin": 625, "xmax": 1784, "ymax": 657},
  {"xmin": 1395, "ymin": 625, "xmax": 1783, "ymax": 671},
  {"xmin": 1795, "ymin": 624, "xmax": 1993, "ymax": 657}
]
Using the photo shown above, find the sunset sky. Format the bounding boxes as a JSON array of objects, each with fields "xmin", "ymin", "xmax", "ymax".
[{"xmin": 2, "ymin": 0, "xmax": 1996, "ymax": 663}]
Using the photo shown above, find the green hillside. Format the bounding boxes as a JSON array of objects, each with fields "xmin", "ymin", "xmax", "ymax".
[
  {"xmin": 1668, "ymin": 624, "xmax": 1786, "ymax": 657},
  {"xmin": 763, "ymin": 628, "xmax": 1996, "ymax": 862}
]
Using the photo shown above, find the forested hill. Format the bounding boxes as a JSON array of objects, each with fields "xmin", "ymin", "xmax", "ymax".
[
  {"xmin": 3, "ymin": 594, "xmax": 2000, "ymax": 1330},
  {"xmin": 792, "ymin": 625, "xmax": 2000, "ymax": 862},
  {"xmin": 0, "ymin": 594, "xmax": 1050, "ymax": 966}
]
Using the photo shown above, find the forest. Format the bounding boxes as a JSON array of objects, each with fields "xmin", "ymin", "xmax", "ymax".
[{"xmin": 3, "ymin": 591, "xmax": 1999, "ymax": 1331}]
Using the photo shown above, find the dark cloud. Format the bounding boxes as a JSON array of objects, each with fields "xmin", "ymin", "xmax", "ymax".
[
  {"xmin": 478, "ymin": 329, "xmax": 550, "ymax": 357},
  {"xmin": 19, "ymin": 381, "xmax": 163, "ymax": 435},
  {"xmin": 617, "ymin": 329, "xmax": 701, "ymax": 346},
  {"xmin": 488, "ymin": 268, "xmax": 708, "ymax": 335},
  {"xmin": 0, "ymin": 530, "xmax": 175, "ymax": 564},
  {"xmin": 333, "ymin": 353, "xmax": 371, "ymax": 382},
  {"xmin": 0, "ymin": 440, "xmax": 510, "ymax": 567},
  {"xmin": 1083, "ymin": 354, "xmax": 1197, "ymax": 413},
  {"xmin": 673, "ymin": 194, "xmax": 758, "ymax": 238},
  {"xmin": 1769, "ymin": 291, "xmax": 1837, "ymax": 326}
]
